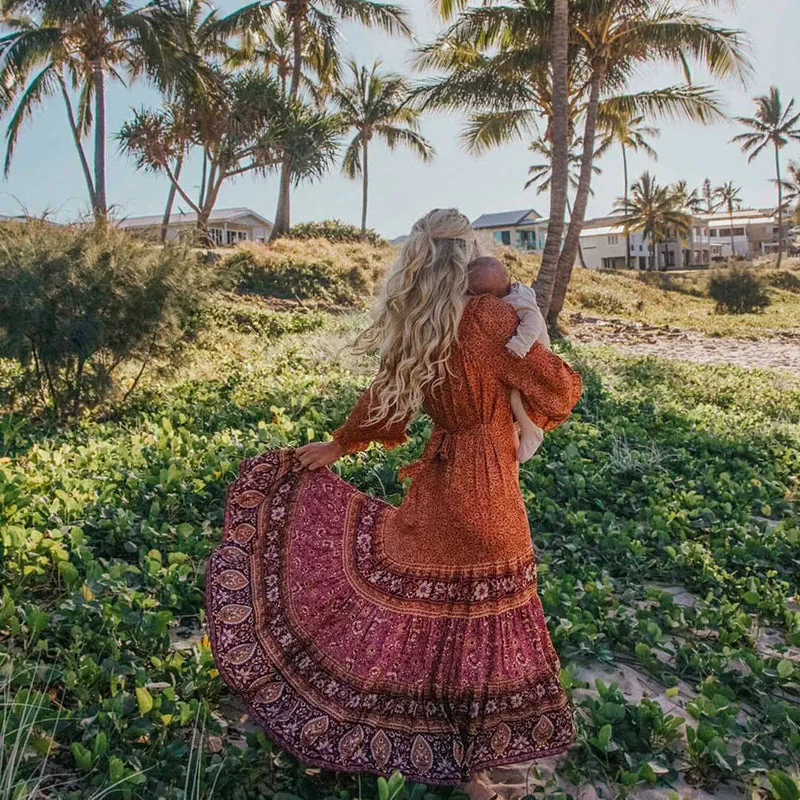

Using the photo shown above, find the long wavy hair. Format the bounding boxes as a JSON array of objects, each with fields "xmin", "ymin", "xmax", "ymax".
[{"xmin": 352, "ymin": 208, "xmax": 484, "ymax": 426}]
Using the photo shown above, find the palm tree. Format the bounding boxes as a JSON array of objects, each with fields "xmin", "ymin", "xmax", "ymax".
[
  {"xmin": 713, "ymin": 181, "xmax": 743, "ymax": 257},
  {"xmin": 780, "ymin": 160, "xmax": 800, "ymax": 224},
  {"xmin": 333, "ymin": 59, "xmax": 433, "ymax": 235},
  {"xmin": 614, "ymin": 172, "xmax": 692, "ymax": 271},
  {"xmin": 118, "ymin": 72, "xmax": 340, "ymax": 242},
  {"xmin": 0, "ymin": 0, "xmax": 176, "ymax": 222},
  {"xmin": 672, "ymin": 180, "xmax": 705, "ymax": 214},
  {"xmin": 525, "ymin": 135, "xmax": 601, "ymax": 268},
  {"xmin": 733, "ymin": 86, "xmax": 800, "ymax": 268},
  {"xmin": 599, "ymin": 110, "xmax": 659, "ymax": 268},
  {"xmin": 537, "ymin": 0, "xmax": 570, "ymax": 316},
  {"xmin": 417, "ymin": 0, "xmax": 750, "ymax": 324},
  {"xmin": 261, "ymin": 0, "xmax": 411, "ymax": 239}
]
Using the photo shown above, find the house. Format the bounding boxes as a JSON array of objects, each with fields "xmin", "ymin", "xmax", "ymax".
[
  {"xmin": 472, "ymin": 209, "xmax": 549, "ymax": 252},
  {"xmin": 699, "ymin": 208, "xmax": 781, "ymax": 258},
  {"xmin": 118, "ymin": 207, "xmax": 273, "ymax": 245},
  {"xmin": 579, "ymin": 217, "xmax": 650, "ymax": 270},
  {"xmin": 579, "ymin": 215, "xmax": 715, "ymax": 270}
]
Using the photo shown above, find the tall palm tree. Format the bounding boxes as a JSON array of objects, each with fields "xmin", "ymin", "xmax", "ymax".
[
  {"xmin": 417, "ymin": 0, "xmax": 750, "ymax": 323},
  {"xmin": 732, "ymin": 86, "xmax": 800, "ymax": 268},
  {"xmin": 614, "ymin": 171, "xmax": 692, "ymax": 271},
  {"xmin": 333, "ymin": 59, "xmax": 433, "ymax": 235},
  {"xmin": 0, "ymin": 0, "xmax": 175, "ymax": 222},
  {"xmin": 262, "ymin": 0, "xmax": 411, "ymax": 239},
  {"xmin": 537, "ymin": 0, "xmax": 570, "ymax": 316},
  {"xmin": 713, "ymin": 181, "xmax": 743, "ymax": 257},
  {"xmin": 599, "ymin": 110, "xmax": 659, "ymax": 268}
]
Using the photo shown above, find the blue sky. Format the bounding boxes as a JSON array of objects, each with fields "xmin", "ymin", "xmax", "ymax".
[{"xmin": 1, "ymin": 1, "xmax": 798, "ymax": 238}]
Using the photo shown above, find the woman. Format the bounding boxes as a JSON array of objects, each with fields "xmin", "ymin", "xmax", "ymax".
[{"xmin": 205, "ymin": 209, "xmax": 582, "ymax": 794}]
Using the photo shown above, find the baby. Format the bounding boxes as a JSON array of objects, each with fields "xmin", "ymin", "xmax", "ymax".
[{"xmin": 467, "ymin": 256, "xmax": 551, "ymax": 462}]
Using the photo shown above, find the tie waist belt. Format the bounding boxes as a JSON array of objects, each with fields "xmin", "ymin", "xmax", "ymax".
[{"xmin": 397, "ymin": 422, "xmax": 496, "ymax": 482}]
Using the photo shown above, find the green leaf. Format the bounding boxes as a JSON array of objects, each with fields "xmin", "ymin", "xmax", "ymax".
[
  {"xmin": 387, "ymin": 771, "xmax": 405, "ymax": 798},
  {"xmin": 108, "ymin": 755, "xmax": 125, "ymax": 782},
  {"xmin": 57, "ymin": 560, "xmax": 79, "ymax": 585},
  {"xmin": 597, "ymin": 723, "xmax": 612, "ymax": 749},
  {"xmin": 377, "ymin": 777, "xmax": 390, "ymax": 800},
  {"xmin": 768, "ymin": 770, "xmax": 800, "ymax": 800},
  {"xmin": 777, "ymin": 659, "xmax": 794, "ymax": 679},
  {"xmin": 135, "ymin": 686, "xmax": 153, "ymax": 715},
  {"xmin": 71, "ymin": 742, "xmax": 93, "ymax": 772}
]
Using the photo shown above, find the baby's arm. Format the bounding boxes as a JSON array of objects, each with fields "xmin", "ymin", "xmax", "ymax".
[
  {"xmin": 503, "ymin": 283, "xmax": 550, "ymax": 462},
  {"xmin": 503, "ymin": 282, "xmax": 550, "ymax": 357}
]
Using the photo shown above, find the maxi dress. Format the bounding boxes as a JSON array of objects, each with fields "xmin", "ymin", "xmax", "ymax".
[{"xmin": 205, "ymin": 293, "xmax": 584, "ymax": 784}]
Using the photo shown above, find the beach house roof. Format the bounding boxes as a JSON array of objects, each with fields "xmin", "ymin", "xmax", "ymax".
[
  {"xmin": 119, "ymin": 207, "xmax": 273, "ymax": 229},
  {"xmin": 472, "ymin": 209, "xmax": 542, "ymax": 229}
]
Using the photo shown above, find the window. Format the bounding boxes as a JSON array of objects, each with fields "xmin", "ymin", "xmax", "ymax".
[
  {"xmin": 225, "ymin": 230, "xmax": 248, "ymax": 245},
  {"xmin": 608, "ymin": 234, "xmax": 619, "ymax": 245},
  {"xmin": 719, "ymin": 228, "xmax": 731, "ymax": 237},
  {"xmin": 710, "ymin": 229, "xmax": 717, "ymax": 237},
  {"xmin": 733, "ymin": 227, "xmax": 745, "ymax": 237},
  {"xmin": 209, "ymin": 228, "xmax": 223, "ymax": 245},
  {"xmin": 493, "ymin": 230, "xmax": 511, "ymax": 246},
  {"xmin": 665, "ymin": 249, "xmax": 676, "ymax": 267}
]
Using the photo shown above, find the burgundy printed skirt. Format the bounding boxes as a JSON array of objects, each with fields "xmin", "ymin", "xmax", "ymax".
[{"xmin": 205, "ymin": 449, "xmax": 575, "ymax": 784}]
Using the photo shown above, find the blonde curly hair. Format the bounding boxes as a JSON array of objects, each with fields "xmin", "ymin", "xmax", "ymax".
[{"xmin": 352, "ymin": 208, "xmax": 484, "ymax": 426}]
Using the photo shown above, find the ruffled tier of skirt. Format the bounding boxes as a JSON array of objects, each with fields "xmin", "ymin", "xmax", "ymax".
[{"xmin": 205, "ymin": 448, "xmax": 575, "ymax": 784}]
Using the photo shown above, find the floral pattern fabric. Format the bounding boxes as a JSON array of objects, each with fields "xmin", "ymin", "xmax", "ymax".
[{"xmin": 206, "ymin": 294, "xmax": 583, "ymax": 784}]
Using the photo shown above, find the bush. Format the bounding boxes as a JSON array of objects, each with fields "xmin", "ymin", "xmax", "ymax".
[
  {"xmin": 708, "ymin": 268, "xmax": 771, "ymax": 314},
  {"xmin": 223, "ymin": 238, "xmax": 392, "ymax": 305},
  {"xmin": 285, "ymin": 219, "xmax": 386, "ymax": 246},
  {"xmin": 764, "ymin": 269, "xmax": 800, "ymax": 293},
  {"xmin": 203, "ymin": 299, "xmax": 327, "ymax": 338},
  {"xmin": 0, "ymin": 221, "xmax": 212, "ymax": 419}
]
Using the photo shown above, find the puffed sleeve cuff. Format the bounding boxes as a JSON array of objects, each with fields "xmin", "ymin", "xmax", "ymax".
[
  {"xmin": 520, "ymin": 362, "xmax": 583, "ymax": 432},
  {"xmin": 331, "ymin": 424, "xmax": 409, "ymax": 455}
]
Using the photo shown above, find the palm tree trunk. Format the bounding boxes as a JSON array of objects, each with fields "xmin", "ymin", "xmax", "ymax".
[
  {"xmin": 533, "ymin": 0, "xmax": 569, "ymax": 316},
  {"xmin": 775, "ymin": 142, "xmax": 784, "ymax": 269},
  {"xmin": 622, "ymin": 143, "xmax": 631, "ymax": 269},
  {"xmin": 270, "ymin": 12, "xmax": 304, "ymax": 241},
  {"xmin": 546, "ymin": 65, "xmax": 604, "ymax": 327},
  {"xmin": 92, "ymin": 63, "xmax": 107, "ymax": 224},
  {"xmin": 58, "ymin": 75, "xmax": 95, "ymax": 209},
  {"xmin": 161, "ymin": 157, "xmax": 182, "ymax": 244},
  {"xmin": 566, "ymin": 195, "xmax": 586, "ymax": 268},
  {"xmin": 361, "ymin": 138, "xmax": 369, "ymax": 236}
]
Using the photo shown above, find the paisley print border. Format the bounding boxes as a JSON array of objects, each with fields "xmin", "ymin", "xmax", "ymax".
[{"xmin": 205, "ymin": 448, "xmax": 576, "ymax": 785}]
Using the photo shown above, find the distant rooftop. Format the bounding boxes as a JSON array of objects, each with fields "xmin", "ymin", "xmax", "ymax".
[
  {"xmin": 699, "ymin": 207, "xmax": 775, "ymax": 222},
  {"xmin": 118, "ymin": 207, "xmax": 272, "ymax": 229},
  {"xmin": 472, "ymin": 209, "xmax": 542, "ymax": 229}
]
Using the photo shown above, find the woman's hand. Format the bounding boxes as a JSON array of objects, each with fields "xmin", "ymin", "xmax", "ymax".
[{"xmin": 294, "ymin": 440, "xmax": 346, "ymax": 470}]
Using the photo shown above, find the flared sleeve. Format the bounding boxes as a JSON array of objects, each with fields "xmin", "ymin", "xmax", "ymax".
[
  {"xmin": 331, "ymin": 380, "xmax": 411, "ymax": 454},
  {"xmin": 467, "ymin": 294, "xmax": 583, "ymax": 432}
]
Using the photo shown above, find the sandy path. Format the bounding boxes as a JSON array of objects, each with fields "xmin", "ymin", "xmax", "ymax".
[{"xmin": 568, "ymin": 313, "xmax": 800, "ymax": 377}]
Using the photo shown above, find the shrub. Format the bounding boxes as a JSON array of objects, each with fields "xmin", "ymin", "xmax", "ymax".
[
  {"xmin": 708, "ymin": 268, "xmax": 771, "ymax": 314},
  {"xmin": 204, "ymin": 299, "xmax": 327, "ymax": 338},
  {"xmin": 764, "ymin": 269, "xmax": 800, "ymax": 293},
  {"xmin": 0, "ymin": 221, "xmax": 212, "ymax": 419},
  {"xmin": 573, "ymin": 287, "xmax": 628, "ymax": 315},
  {"xmin": 285, "ymin": 219, "xmax": 386, "ymax": 246},
  {"xmin": 223, "ymin": 238, "xmax": 392, "ymax": 304}
]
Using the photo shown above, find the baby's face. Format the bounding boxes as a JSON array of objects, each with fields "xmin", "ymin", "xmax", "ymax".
[{"xmin": 468, "ymin": 257, "xmax": 511, "ymax": 297}]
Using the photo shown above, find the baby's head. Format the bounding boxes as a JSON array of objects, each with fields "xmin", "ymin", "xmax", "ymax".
[{"xmin": 467, "ymin": 256, "xmax": 511, "ymax": 297}]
